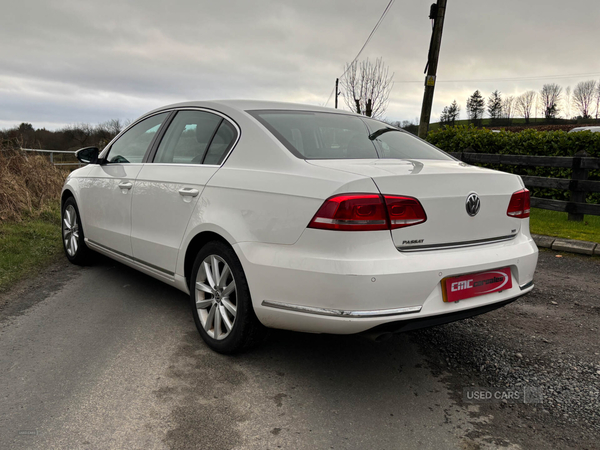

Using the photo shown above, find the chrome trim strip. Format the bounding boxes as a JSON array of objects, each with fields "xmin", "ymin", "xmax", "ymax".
[
  {"xmin": 261, "ymin": 300, "xmax": 422, "ymax": 318},
  {"xmin": 140, "ymin": 163, "xmax": 221, "ymax": 168},
  {"xmin": 87, "ymin": 239, "xmax": 175, "ymax": 276},
  {"xmin": 397, "ymin": 234, "xmax": 517, "ymax": 252},
  {"xmin": 519, "ymin": 280, "xmax": 534, "ymax": 291}
]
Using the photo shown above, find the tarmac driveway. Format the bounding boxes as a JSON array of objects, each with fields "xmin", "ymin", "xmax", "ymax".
[{"xmin": 1, "ymin": 250, "xmax": 598, "ymax": 449}]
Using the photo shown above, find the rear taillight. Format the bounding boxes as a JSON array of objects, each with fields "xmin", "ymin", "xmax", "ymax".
[
  {"xmin": 308, "ymin": 194, "xmax": 427, "ymax": 231},
  {"xmin": 308, "ymin": 194, "xmax": 388, "ymax": 231},
  {"xmin": 507, "ymin": 189, "xmax": 530, "ymax": 219},
  {"xmin": 385, "ymin": 196, "xmax": 427, "ymax": 229}
]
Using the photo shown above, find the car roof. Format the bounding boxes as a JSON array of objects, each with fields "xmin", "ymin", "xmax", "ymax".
[
  {"xmin": 568, "ymin": 126, "xmax": 600, "ymax": 133},
  {"xmin": 147, "ymin": 100, "xmax": 356, "ymax": 116}
]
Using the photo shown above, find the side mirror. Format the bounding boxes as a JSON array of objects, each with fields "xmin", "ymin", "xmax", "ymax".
[{"xmin": 76, "ymin": 147, "xmax": 99, "ymax": 164}]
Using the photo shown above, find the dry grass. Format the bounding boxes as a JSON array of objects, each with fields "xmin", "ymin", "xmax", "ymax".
[{"xmin": 0, "ymin": 147, "xmax": 67, "ymax": 222}]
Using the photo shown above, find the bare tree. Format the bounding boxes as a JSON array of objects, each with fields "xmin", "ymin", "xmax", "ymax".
[
  {"xmin": 563, "ymin": 86, "xmax": 572, "ymax": 119},
  {"xmin": 515, "ymin": 91, "xmax": 536, "ymax": 124},
  {"xmin": 2, "ymin": 120, "xmax": 135, "ymax": 151},
  {"xmin": 99, "ymin": 119, "xmax": 125, "ymax": 136},
  {"xmin": 502, "ymin": 95, "xmax": 515, "ymax": 124},
  {"xmin": 62, "ymin": 123, "xmax": 95, "ymax": 148},
  {"xmin": 95, "ymin": 119, "xmax": 127, "ymax": 148},
  {"xmin": 340, "ymin": 57, "xmax": 394, "ymax": 119},
  {"xmin": 539, "ymin": 83, "xmax": 562, "ymax": 120},
  {"xmin": 572, "ymin": 80, "xmax": 597, "ymax": 119}
]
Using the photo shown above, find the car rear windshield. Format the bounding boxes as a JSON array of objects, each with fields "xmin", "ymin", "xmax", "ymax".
[{"xmin": 248, "ymin": 110, "xmax": 452, "ymax": 161}]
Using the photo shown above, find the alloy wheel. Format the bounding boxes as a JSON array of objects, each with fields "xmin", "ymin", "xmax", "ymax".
[
  {"xmin": 63, "ymin": 204, "xmax": 80, "ymax": 257},
  {"xmin": 195, "ymin": 255, "xmax": 237, "ymax": 340}
]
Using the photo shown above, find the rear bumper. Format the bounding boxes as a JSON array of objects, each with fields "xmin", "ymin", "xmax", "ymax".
[
  {"xmin": 365, "ymin": 294, "xmax": 527, "ymax": 337},
  {"xmin": 235, "ymin": 229, "xmax": 538, "ymax": 334}
]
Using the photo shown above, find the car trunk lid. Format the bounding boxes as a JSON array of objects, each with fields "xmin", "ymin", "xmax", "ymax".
[{"xmin": 306, "ymin": 159, "xmax": 525, "ymax": 250}]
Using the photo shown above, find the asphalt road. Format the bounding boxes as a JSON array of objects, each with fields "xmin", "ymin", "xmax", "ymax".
[{"xmin": 1, "ymin": 251, "xmax": 597, "ymax": 449}]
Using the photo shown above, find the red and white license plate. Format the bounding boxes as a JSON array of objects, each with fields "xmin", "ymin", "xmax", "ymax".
[{"xmin": 442, "ymin": 267, "xmax": 512, "ymax": 303}]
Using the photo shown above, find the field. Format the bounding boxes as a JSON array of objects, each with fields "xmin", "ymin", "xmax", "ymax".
[{"xmin": 529, "ymin": 207, "xmax": 600, "ymax": 243}]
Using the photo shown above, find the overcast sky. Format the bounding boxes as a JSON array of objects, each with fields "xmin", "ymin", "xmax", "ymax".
[{"xmin": 1, "ymin": 0, "xmax": 599, "ymax": 130}]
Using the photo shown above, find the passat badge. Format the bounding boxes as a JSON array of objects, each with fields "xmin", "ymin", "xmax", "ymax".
[{"xmin": 465, "ymin": 193, "xmax": 481, "ymax": 217}]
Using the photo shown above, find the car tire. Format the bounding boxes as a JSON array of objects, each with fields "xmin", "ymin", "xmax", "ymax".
[
  {"xmin": 189, "ymin": 241, "xmax": 267, "ymax": 354},
  {"xmin": 61, "ymin": 197, "xmax": 92, "ymax": 265}
]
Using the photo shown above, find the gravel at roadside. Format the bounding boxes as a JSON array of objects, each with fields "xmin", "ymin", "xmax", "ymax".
[{"xmin": 411, "ymin": 248, "xmax": 600, "ymax": 449}]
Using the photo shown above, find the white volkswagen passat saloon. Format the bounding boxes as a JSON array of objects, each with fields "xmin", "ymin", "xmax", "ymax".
[{"xmin": 62, "ymin": 101, "xmax": 538, "ymax": 353}]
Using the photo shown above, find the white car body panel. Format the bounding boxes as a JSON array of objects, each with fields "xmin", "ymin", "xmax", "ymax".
[
  {"xmin": 62, "ymin": 100, "xmax": 538, "ymax": 336},
  {"xmin": 78, "ymin": 164, "xmax": 143, "ymax": 256},
  {"xmin": 238, "ymin": 229, "xmax": 536, "ymax": 333},
  {"xmin": 131, "ymin": 164, "xmax": 219, "ymax": 273},
  {"xmin": 191, "ymin": 167, "xmax": 378, "ymax": 245},
  {"xmin": 568, "ymin": 126, "xmax": 600, "ymax": 133}
]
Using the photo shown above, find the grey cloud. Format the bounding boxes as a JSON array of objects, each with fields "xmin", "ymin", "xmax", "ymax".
[{"xmin": 1, "ymin": 0, "xmax": 598, "ymax": 129}]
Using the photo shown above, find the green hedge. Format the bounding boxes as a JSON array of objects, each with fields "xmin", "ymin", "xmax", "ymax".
[{"xmin": 426, "ymin": 125, "xmax": 600, "ymax": 204}]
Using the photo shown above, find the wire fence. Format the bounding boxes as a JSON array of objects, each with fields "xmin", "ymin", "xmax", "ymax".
[{"xmin": 18, "ymin": 148, "xmax": 83, "ymax": 167}]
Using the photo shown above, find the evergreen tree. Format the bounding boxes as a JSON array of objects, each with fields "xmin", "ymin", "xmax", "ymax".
[
  {"xmin": 487, "ymin": 91, "xmax": 503, "ymax": 124},
  {"xmin": 447, "ymin": 100, "xmax": 460, "ymax": 125},
  {"xmin": 440, "ymin": 106, "xmax": 450, "ymax": 124},
  {"xmin": 466, "ymin": 90, "xmax": 485, "ymax": 126}
]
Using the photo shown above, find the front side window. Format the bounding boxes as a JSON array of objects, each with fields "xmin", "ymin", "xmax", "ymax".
[
  {"xmin": 153, "ymin": 110, "xmax": 224, "ymax": 164},
  {"xmin": 107, "ymin": 113, "xmax": 169, "ymax": 163},
  {"xmin": 249, "ymin": 110, "xmax": 452, "ymax": 161}
]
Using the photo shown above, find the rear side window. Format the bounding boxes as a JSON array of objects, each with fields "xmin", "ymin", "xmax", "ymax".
[
  {"xmin": 249, "ymin": 111, "xmax": 378, "ymax": 159},
  {"xmin": 154, "ymin": 110, "xmax": 223, "ymax": 164},
  {"xmin": 203, "ymin": 120, "xmax": 237, "ymax": 165},
  {"xmin": 107, "ymin": 113, "xmax": 169, "ymax": 163}
]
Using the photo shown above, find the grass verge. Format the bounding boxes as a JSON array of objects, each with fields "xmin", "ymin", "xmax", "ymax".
[
  {"xmin": 529, "ymin": 207, "xmax": 600, "ymax": 243},
  {"xmin": 0, "ymin": 201, "xmax": 63, "ymax": 293}
]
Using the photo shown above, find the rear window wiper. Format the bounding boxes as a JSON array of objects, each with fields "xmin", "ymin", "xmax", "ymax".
[{"xmin": 368, "ymin": 127, "xmax": 401, "ymax": 140}]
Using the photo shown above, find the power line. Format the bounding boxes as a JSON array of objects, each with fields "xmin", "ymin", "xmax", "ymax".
[
  {"xmin": 325, "ymin": 85, "xmax": 336, "ymax": 107},
  {"xmin": 325, "ymin": 0, "xmax": 395, "ymax": 106},
  {"xmin": 341, "ymin": 0, "xmax": 395, "ymax": 78},
  {"xmin": 394, "ymin": 71, "xmax": 600, "ymax": 84}
]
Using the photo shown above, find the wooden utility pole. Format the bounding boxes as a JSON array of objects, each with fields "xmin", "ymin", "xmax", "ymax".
[
  {"xmin": 335, "ymin": 78, "xmax": 339, "ymax": 109},
  {"xmin": 418, "ymin": 0, "xmax": 447, "ymax": 139}
]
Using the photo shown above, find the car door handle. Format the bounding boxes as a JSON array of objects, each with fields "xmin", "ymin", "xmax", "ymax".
[
  {"xmin": 178, "ymin": 188, "xmax": 199, "ymax": 197},
  {"xmin": 118, "ymin": 181, "xmax": 133, "ymax": 190}
]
